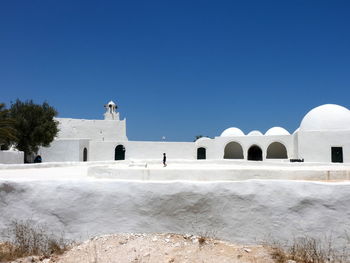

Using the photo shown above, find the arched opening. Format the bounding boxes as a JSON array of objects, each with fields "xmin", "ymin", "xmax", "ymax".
[
  {"xmin": 197, "ymin": 147, "xmax": 206, "ymax": 160},
  {"xmin": 83, "ymin": 148, "xmax": 88, "ymax": 162},
  {"xmin": 266, "ymin": 142, "xmax": 288, "ymax": 159},
  {"xmin": 115, "ymin": 145, "xmax": 125, "ymax": 160},
  {"xmin": 224, "ymin": 142, "xmax": 244, "ymax": 159},
  {"xmin": 248, "ymin": 145, "xmax": 263, "ymax": 161}
]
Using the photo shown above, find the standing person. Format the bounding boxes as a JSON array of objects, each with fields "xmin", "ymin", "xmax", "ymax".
[{"xmin": 163, "ymin": 153, "xmax": 167, "ymax": 167}]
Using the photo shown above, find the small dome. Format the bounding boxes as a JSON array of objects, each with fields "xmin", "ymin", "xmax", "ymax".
[
  {"xmin": 247, "ymin": 130, "xmax": 263, "ymax": 136},
  {"xmin": 195, "ymin": 137, "xmax": 211, "ymax": 143},
  {"xmin": 221, "ymin": 127, "xmax": 245, "ymax": 137},
  {"xmin": 265, "ymin": 127, "xmax": 290, "ymax": 136},
  {"xmin": 108, "ymin": 101, "xmax": 116, "ymax": 106},
  {"xmin": 300, "ymin": 104, "xmax": 350, "ymax": 131}
]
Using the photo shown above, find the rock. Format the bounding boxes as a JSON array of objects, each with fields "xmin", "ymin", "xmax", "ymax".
[{"xmin": 244, "ymin": 248, "xmax": 251, "ymax": 253}]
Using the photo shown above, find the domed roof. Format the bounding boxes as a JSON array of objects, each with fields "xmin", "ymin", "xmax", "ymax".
[
  {"xmin": 265, "ymin": 127, "xmax": 290, "ymax": 136},
  {"xmin": 220, "ymin": 127, "xmax": 245, "ymax": 137},
  {"xmin": 247, "ymin": 130, "xmax": 263, "ymax": 136},
  {"xmin": 300, "ymin": 104, "xmax": 350, "ymax": 131},
  {"xmin": 195, "ymin": 137, "xmax": 211, "ymax": 142}
]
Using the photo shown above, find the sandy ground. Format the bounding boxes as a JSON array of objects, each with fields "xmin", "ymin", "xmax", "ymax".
[{"xmin": 4, "ymin": 233, "xmax": 275, "ymax": 263}]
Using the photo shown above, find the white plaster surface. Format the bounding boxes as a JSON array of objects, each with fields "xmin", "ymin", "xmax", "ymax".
[
  {"xmin": 0, "ymin": 150, "xmax": 24, "ymax": 164},
  {"xmin": 298, "ymin": 131, "xmax": 350, "ymax": 163},
  {"xmin": 213, "ymin": 135, "xmax": 294, "ymax": 160},
  {"xmin": 300, "ymin": 104, "xmax": 350, "ymax": 131},
  {"xmin": 265, "ymin": 127, "xmax": 290, "ymax": 136},
  {"xmin": 39, "ymin": 139, "xmax": 90, "ymax": 162},
  {"xmin": 56, "ymin": 118, "xmax": 127, "ymax": 141},
  {"xmin": 247, "ymin": 130, "xmax": 263, "ymax": 136},
  {"xmin": 37, "ymin": 103, "xmax": 350, "ymax": 163},
  {"xmin": 220, "ymin": 127, "xmax": 245, "ymax": 137},
  {"xmin": 1, "ymin": 162, "xmax": 350, "ymax": 248}
]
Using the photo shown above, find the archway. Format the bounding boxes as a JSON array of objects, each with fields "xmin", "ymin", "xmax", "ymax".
[
  {"xmin": 83, "ymin": 148, "xmax": 88, "ymax": 162},
  {"xmin": 224, "ymin": 142, "xmax": 244, "ymax": 159},
  {"xmin": 197, "ymin": 147, "xmax": 206, "ymax": 160},
  {"xmin": 115, "ymin": 145, "xmax": 125, "ymax": 160},
  {"xmin": 248, "ymin": 145, "xmax": 263, "ymax": 161},
  {"xmin": 266, "ymin": 142, "xmax": 288, "ymax": 159}
]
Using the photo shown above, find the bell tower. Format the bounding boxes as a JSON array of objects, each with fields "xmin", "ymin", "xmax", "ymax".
[{"xmin": 104, "ymin": 100, "xmax": 120, "ymax": 120}]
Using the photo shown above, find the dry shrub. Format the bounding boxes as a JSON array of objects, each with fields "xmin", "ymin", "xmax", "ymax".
[
  {"xmin": 198, "ymin": 236, "xmax": 206, "ymax": 246},
  {"xmin": 270, "ymin": 245, "xmax": 288, "ymax": 263},
  {"xmin": 0, "ymin": 220, "xmax": 70, "ymax": 261},
  {"xmin": 270, "ymin": 236, "xmax": 350, "ymax": 263}
]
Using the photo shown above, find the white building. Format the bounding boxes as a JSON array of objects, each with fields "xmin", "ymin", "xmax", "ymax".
[{"xmin": 37, "ymin": 102, "xmax": 350, "ymax": 163}]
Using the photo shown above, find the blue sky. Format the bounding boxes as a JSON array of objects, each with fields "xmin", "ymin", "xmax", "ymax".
[{"xmin": 1, "ymin": 0, "xmax": 349, "ymax": 141}]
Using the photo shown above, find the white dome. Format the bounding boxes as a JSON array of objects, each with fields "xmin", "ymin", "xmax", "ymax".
[
  {"xmin": 300, "ymin": 104, "xmax": 350, "ymax": 131},
  {"xmin": 195, "ymin": 137, "xmax": 211, "ymax": 142},
  {"xmin": 247, "ymin": 130, "xmax": 263, "ymax": 136},
  {"xmin": 265, "ymin": 127, "xmax": 290, "ymax": 136},
  {"xmin": 220, "ymin": 127, "xmax": 245, "ymax": 137}
]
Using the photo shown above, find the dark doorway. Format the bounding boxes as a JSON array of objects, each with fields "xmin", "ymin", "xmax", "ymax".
[
  {"xmin": 197, "ymin": 147, "xmax": 206, "ymax": 160},
  {"xmin": 83, "ymin": 148, "xmax": 88, "ymax": 162},
  {"xmin": 331, "ymin": 147, "xmax": 343, "ymax": 163},
  {"xmin": 248, "ymin": 145, "xmax": 263, "ymax": 161},
  {"xmin": 224, "ymin": 142, "xmax": 244, "ymax": 159},
  {"xmin": 266, "ymin": 142, "xmax": 288, "ymax": 159},
  {"xmin": 115, "ymin": 145, "xmax": 125, "ymax": 160}
]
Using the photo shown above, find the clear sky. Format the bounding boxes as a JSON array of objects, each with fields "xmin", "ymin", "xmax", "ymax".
[{"xmin": 1, "ymin": 0, "xmax": 349, "ymax": 141}]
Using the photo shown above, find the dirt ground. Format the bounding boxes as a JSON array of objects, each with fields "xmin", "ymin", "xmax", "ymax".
[
  {"xmin": 3, "ymin": 233, "xmax": 276, "ymax": 263},
  {"xmin": 54, "ymin": 233, "xmax": 275, "ymax": 263}
]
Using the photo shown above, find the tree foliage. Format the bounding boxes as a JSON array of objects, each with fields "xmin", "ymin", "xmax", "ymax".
[
  {"xmin": 9, "ymin": 100, "xmax": 59, "ymax": 161},
  {"xmin": 0, "ymin": 103, "xmax": 17, "ymax": 148}
]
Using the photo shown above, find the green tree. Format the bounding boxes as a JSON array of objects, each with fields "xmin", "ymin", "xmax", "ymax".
[
  {"xmin": 0, "ymin": 103, "xmax": 17, "ymax": 149},
  {"xmin": 9, "ymin": 100, "xmax": 59, "ymax": 162}
]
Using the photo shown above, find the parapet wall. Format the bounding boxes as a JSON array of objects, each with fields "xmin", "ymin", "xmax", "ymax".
[{"xmin": 1, "ymin": 179, "xmax": 349, "ymax": 249}]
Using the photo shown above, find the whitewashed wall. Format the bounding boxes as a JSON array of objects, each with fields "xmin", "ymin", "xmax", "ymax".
[
  {"xmin": 89, "ymin": 141, "xmax": 121, "ymax": 161},
  {"xmin": 39, "ymin": 139, "xmax": 90, "ymax": 162},
  {"xmin": 125, "ymin": 141, "xmax": 195, "ymax": 160},
  {"xmin": 90, "ymin": 141, "xmax": 196, "ymax": 161},
  {"xmin": 298, "ymin": 131, "xmax": 350, "ymax": 163},
  {"xmin": 201, "ymin": 135, "xmax": 295, "ymax": 160},
  {"xmin": 2, "ymin": 179, "xmax": 350, "ymax": 249},
  {"xmin": 56, "ymin": 118, "xmax": 127, "ymax": 141},
  {"xmin": 0, "ymin": 150, "xmax": 24, "ymax": 164},
  {"xmin": 37, "ymin": 130, "xmax": 349, "ymax": 163}
]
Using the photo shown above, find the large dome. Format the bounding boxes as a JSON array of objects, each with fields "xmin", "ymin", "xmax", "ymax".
[
  {"xmin": 220, "ymin": 127, "xmax": 245, "ymax": 137},
  {"xmin": 265, "ymin": 127, "xmax": 290, "ymax": 136},
  {"xmin": 300, "ymin": 104, "xmax": 350, "ymax": 131}
]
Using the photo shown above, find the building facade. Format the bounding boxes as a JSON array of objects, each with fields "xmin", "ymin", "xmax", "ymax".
[{"xmin": 38, "ymin": 102, "xmax": 350, "ymax": 164}]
